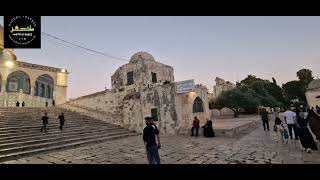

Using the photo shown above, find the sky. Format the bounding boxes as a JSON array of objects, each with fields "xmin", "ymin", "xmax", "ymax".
[{"xmin": 1, "ymin": 16, "xmax": 320, "ymax": 99}]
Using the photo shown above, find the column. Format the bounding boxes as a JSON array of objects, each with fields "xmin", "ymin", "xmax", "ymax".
[
  {"xmin": 1, "ymin": 79, "xmax": 6, "ymax": 95},
  {"xmin": 30, "ymin": 84, "xmax": 35, "ymax": 96}
]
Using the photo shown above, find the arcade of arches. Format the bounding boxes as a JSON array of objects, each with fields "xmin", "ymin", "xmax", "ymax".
[{"xmin": 0, "ymin": 25, "xmax": 68, "ymax": 107}]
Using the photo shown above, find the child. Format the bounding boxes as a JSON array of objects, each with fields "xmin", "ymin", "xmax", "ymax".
[{"xmin": 274, "ymin": 115, "xmax": 288, "ymax": 144}]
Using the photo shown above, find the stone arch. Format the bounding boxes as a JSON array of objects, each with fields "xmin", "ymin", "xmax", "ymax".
[
  {"xmin": 193, "ymin": 96, "xmax": 204, "ymax": 113},
  {"xmin": 34, "ymin": 74, "xmax": 54, "ymax": 99},
  {"xmin": 6, "ymin": 70, "xmax": 31, "ymax": 94}
]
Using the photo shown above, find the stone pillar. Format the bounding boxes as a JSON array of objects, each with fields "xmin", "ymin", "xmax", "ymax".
[
  {"xmin": 1, "ymin": 79, "xmax": 6, "ymax": 95},
  {"xmin": 30, "ymin": 84, "xmax": 35, "ymax": 96}
]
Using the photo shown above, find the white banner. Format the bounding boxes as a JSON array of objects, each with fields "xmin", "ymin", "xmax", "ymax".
[{"xmin": 176, "ymin": 79, "xmax": 195, "ymax": 94}]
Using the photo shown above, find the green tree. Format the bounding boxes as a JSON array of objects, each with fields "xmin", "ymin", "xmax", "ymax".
[
  {"xmin": 212, "ymin": 88, "xmax": 260, "ymax": 117},
  {"xmin": 282, "ymin": 80, "xmax": 306, "ymax": 102},
  {"xmin": 296, "ymin": 68, "xmax": 314, "ymax": 86},
  {"xmin": 249, "ymin": 80, "xmax": 284, "ymax": 108},
  {"xmin": 240, "ymin": 74, "xmax": 263, "ymax": 86}
]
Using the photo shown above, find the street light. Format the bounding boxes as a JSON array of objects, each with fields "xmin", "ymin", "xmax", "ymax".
[
  {"xmin": 61, "ymin": 69, "xmax": 66, "ymax": 73},
  {"xmin": 5, "ymin": 60, "xmax": 14, "ymax": 68}
]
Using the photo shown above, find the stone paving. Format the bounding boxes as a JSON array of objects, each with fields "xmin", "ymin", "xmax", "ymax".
[{"xmin": 2, "ymin": 122, "xmax": 320, "ymax": 164}]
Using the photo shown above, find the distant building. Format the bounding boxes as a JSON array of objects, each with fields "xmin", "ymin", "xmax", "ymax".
[{"xmin": 212, "ymin": 77, "xmax": 235, "ymax": 99}]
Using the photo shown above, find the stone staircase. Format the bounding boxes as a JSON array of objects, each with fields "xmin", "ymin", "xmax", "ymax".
[{"xmin": 0, "ymin": 107, "xmax": 137, "ymax": 162}]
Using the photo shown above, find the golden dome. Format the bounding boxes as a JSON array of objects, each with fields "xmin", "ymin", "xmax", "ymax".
[{"xmin": 0, "ymin": 25, "xmax": 17, "ymax": 61}]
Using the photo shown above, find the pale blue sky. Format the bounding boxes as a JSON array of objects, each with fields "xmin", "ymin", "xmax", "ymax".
[{"xmin": 1, "ymin": 16, "xmax": 320, "ymax": 99}]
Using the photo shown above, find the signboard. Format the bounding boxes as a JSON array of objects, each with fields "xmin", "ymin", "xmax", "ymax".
[{"xmin": 176, "ymin": 79, "xmax": 195, "ymax": 94}]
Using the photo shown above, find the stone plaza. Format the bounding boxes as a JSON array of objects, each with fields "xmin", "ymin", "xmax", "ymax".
[{"xmin": 2, "ymin": 114, "xmax": 320, "ymax": 164}]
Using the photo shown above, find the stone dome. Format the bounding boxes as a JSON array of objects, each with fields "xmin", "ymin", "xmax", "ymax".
[
  {"xmin": 308, "ymin": 79, "xmax": 320, "ymax": 90},
  {"xmin": 129, "ymin": 52, "xmax": 155, "ymax": 63}
]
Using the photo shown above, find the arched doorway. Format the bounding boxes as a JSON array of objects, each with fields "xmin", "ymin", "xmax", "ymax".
[
  {"xmin": 193, "ymin": 96, "xmax": 204, "ymax": 113},
  {"xmin": 35, "ymin": 74, "xmax": 54, "ymax": 99},
  {"xmin": 6, "ymin": 71, "xmax": 31, "ymax": 94}
]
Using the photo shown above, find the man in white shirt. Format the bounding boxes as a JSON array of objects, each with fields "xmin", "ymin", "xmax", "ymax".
[{"xmin": 283, "ymin": 107, "xmax": 299, "ymax": 140}]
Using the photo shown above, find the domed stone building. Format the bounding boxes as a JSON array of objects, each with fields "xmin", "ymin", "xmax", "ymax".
[
  {"xmin": 306, "ymin": 79, "xmax": 320, "ymax": 108},
  {"xmin": 0, "ymin": 25, "xmax": 68, "ymax": 107},
  {"xmin": 64, "ymin": 51, "xmax": 209, "ymax": 135}
]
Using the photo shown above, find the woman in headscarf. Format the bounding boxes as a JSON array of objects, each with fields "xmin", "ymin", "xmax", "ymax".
[
  {"xmin": 307, "ymin": 108, "xmax": 320, "ymax": 147},
  {"xmin": 296, "ymin": 106, "xmax": 318, "ymax": 153},
  {"xmin": 202, "ymin": 118, "xmax": 215, "ymax": 137},
  {"xmin": 274, "ymin": 114, "xmax": 287, "ymax": 144}
]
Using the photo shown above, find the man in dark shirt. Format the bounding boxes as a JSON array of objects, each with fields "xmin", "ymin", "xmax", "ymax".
[
  {"xmin": 260, "ymin": 108, "xmax": 270, "ymax": 131},
  {"xmin": 191, "ymin": 116, "xmax": 200, "ymax": 137},
  {"xmin": 316, "ymin": 105, "xmax": 320, "ymax": 114},
  {"xmin": 58, "ymin": 113, "xmax": 65, "ymax": 131},
  {"xmin": 143, "ymin": 117, "xmax": 161, "ymax": 164},
  {"xmin": 41, "ymin": 112, "xmax": 49, "ymax": 133}
]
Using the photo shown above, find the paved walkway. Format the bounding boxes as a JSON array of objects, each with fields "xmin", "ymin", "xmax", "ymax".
[{"xmin": 3, "ymin": 123, "xmax": 320, "ymax": 164}]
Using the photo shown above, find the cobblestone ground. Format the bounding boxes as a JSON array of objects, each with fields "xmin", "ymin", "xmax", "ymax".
[{"xmin": 3, "ymin": 124, "xmax": 320, "ymax": 164}]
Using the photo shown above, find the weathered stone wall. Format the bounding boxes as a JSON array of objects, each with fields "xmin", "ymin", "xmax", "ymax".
[
  {"xmin": 66, "ymin": 89, "xmax": 125, "ymax": 125},
  {"xmin": 141, "ymin": 84, "xmax": 178, "ymax": 135},
  {"xmin": 175, "ymin": 86, "xmax": 209, "ymax": 134},
  {"xmin": 59, "ymin": 103, "xmax": 122, "ymax": 126},
  {"xmin": 111, "ymin": 59, "xmax": 174, "ymax": 92}
]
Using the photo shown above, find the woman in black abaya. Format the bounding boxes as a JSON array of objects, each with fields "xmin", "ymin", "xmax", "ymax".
[
  {"xmin": 297, "ymin": 107, "xmax": 318, "ymax": 153},
  {"xmin": 203, "ymin": 119, "xmax": 215, "ymax": 137}
]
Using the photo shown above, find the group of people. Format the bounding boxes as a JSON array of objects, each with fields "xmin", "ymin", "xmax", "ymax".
[
  {"xmin": 45, "ymin": 100, "xmax": 55, "ymax": 107},
  {"xmin": 16, "ymin": 101, "xmax": 25, "ymax": 107},
  {"xmin": 40, "ymin": 112, "xmax": 65, "ymax": 133},
  {"xmin": 191, "ymin": 116, "xmax": 215, "ymax": 137},
  {"xmin": 261, "ymin": 106, "xmax": 320, "ymax": 153},
  {"xmin": 16, "ymin": 100, "xmax": 56, "ymax": 107},
  {"xmin": 142, "ymin": 116, "xmax": 215, "ymax": 164}
]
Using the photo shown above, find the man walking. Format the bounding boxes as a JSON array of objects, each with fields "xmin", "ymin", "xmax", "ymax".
[
  {"xmin": 58, "ymin": 113, "xmax": 65, "ymax": 131},
  {"xmin": 260, "ymin": 108, "xmax": 270, "ymax": 131},
  {"xmin": 284, "ymin": 107, "xmax": 299, "ymax": 140},
  {"xmin": 41, "ymin": 112, "xmax": 49, "ymax": 133},
  {"xmin": 191, "ymin": 116, "xmax": 200, "ymax": 137},
  {"xmin": 143, "ymin": 117, "xmax": 161, "ymax": 164}
]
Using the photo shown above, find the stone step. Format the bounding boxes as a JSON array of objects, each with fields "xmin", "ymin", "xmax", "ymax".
[
  {"xmin": 0, "ymin": 126, "xmax": 124, "ymax": 143},
  {"xmin": 0, "ymin": 121, "xmax": 114, "ymax": 131},
  {"xmin": 0, "ymin": 129, "xmax": 130, "ymax": 149},
  {"xmin": 0, "ymin": 125, "xmax": 122, "ymax": 138},
  {"xmin": 0, "ymin": 115, "xmax": 98, "ymax": 119},
  {"xmin": 0, "ymin": 131, "xmax": 134, "ymax": 155},
  {"xmin": 0, "ymin": 132, "xmax": 136, "ymax": 162},
  {"xmin": 0, "ymin": 107, "xmax": 134, "ymax": 161},
  {"xmin": 0, "ymin": 123, "xmax": 116, "ymax": 134}
]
